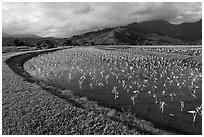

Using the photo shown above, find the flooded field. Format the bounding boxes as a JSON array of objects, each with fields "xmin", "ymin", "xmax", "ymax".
[{"xmin": 24, "ymin": 47, "xmax": 202, "ymax": 134}]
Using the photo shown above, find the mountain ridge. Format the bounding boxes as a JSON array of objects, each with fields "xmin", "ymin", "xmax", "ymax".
[{"xmin": 70, "ymin": 19, "xmax": 202, "ymax": 45}]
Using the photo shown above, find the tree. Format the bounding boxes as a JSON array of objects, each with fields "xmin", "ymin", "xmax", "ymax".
[
  {"xmin": 63, "ymin": 39, "xmax": 72, "ymax": 46},
  {"xmin": 90, "ymin": 42, "xmax": 95, "ymax": 46},
  {"xmin": 36, "ymin": 39, "xmax": 55, "ymax": 49},
  {"xmin": 13, "ymin": 39, "xmax": 25, "ymax": 46},
  {"xmin": 41, "ymin": 39, "xmax": 54, "ymax": 49}
]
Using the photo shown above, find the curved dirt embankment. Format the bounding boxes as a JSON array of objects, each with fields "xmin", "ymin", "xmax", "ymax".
[
  {"xmin": 5, "ymin": 47, "xmax": 73, "ymax": 84},
  {"xmin": 3, "ymin": 48, "xmax": 175, "ymax": 135}
]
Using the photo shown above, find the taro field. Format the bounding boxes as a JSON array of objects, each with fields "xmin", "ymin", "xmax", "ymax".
[
  {"xmin": 140, "ymin": 46, "xmax": 202, "ymax": 57},
  {"xmin": 24, "ymin": 46, "xmax": 202, "ymax": 134}
]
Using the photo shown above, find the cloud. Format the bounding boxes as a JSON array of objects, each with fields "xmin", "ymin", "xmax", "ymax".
[
  {"xmin": 130, "ymin": 3, "xmax": 178, "ymax": 21},
  {"xmin": 2, "ymin": 2, "xmax": 202, "ymax": 37}
]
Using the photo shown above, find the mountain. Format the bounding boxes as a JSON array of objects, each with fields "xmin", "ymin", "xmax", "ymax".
[
  {"xmin": 139, "ymin": 19, "xmax": 202, "ymax": 42},
  {"xmin": 69, "ymin": 19, "xmax": 202, "ymax": 45},
  {"xmin": 2, "ymin": 33, "xmax": 42, "ymax": 38}
]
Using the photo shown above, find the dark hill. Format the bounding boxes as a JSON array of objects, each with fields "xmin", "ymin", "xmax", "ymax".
[{"xmin": 140, "ymin": 19, "xmax": 202, "ymax": 41}]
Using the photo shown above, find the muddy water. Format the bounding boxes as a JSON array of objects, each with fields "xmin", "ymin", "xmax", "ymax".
[{"xmin": 25, "ymin": 63, "xmax": 202, "ymax": 134}]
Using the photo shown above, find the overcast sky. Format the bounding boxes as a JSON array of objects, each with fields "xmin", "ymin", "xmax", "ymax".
[{"xmin": 2, "ymin": 2, "xmax": 202, "ymax": 38}]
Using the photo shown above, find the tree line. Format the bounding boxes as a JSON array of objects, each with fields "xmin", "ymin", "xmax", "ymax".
[{"xmin": 2, "ymin": 38, "xmax": 86, "ymax": 49}]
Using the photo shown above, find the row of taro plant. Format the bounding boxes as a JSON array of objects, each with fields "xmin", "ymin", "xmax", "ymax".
[{"xmin": 140, "ymin": 47, "xmax": 202, "ymax": 57}]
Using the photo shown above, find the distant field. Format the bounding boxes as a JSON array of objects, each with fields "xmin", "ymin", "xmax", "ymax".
[
  {"xmin": 97, "ymin": 46, "xmax": 202, "ymax": 63},
  {"xmin": 98, "ymin": 45, "xmax": 202, "ymax": 56},
  {"xmin": 24, "ymin": 46, "xmax": 202, "ymax": 134}
]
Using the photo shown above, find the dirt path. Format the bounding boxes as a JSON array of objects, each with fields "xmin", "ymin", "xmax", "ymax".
[{"xmin": 2, "ymin": 49, "xmax": 174, "ymax": 135}]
